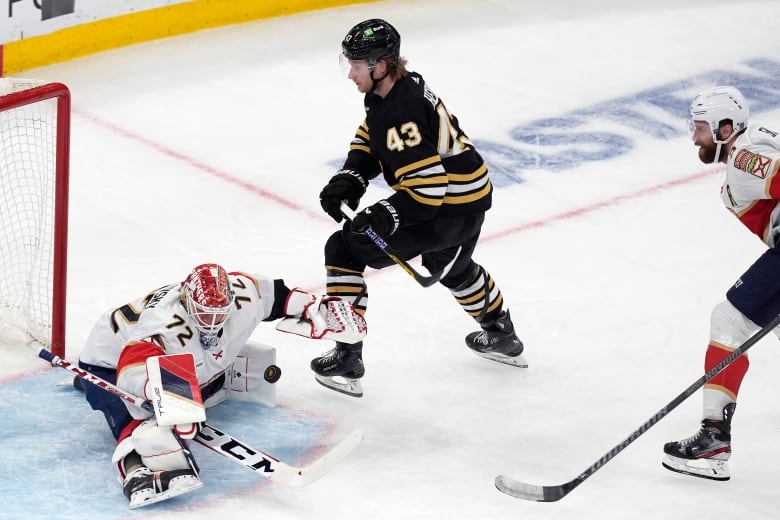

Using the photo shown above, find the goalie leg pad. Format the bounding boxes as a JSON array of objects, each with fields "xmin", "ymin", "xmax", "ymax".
[
  {"xmin": 115, "ymin": 419, "xmax": 202, "ymax": 508},
  {"xmin": 112, "ymin": 418, "xmax": 197, "ymax": 474}
]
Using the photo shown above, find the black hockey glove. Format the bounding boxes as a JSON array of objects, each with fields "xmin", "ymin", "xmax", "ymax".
[
  {"xmin": 351, "ymin": 200, "xmax": 400, "ymax": 237},
  {"xmin": 319, "ymin": 169, "xmax": 367, "ymax": 223}
]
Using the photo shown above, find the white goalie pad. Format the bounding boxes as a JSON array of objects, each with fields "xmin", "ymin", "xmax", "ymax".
[
  {"xmin": 276, "ymin": 296, "xmax": 367, "ymax": 343},
  {"xmin": 112, "ymin": 419, "xmax": 194, "ymax": 473}
]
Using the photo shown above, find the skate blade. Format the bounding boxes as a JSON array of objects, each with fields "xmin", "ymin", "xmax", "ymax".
[
  {"xmin": 661, "ymin": 454, "xmax": 730, "ymax": 481},
  {"xmin": 473, "ymin": 350, "xmax": 529, "ymax": 368},
  {"xmin": 128, "ymin": 478, "xmax": 203, "ymax": 509},
  {"xmin": 314, "ymin": 374, "xmax": 364, "ymax": 398}
]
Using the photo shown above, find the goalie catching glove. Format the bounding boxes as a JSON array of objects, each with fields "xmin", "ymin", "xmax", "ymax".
[{"xmin": 276, "ymin": 288, "xmax": 367, "ymax": 343}]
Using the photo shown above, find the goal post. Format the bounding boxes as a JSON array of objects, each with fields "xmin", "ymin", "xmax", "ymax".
[{"xmin": 0, "ymin": 79, "xmax": 70, "ymax": 357}]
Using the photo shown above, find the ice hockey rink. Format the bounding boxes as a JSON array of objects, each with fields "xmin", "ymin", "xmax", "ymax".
[{"xmin": 2, "ymin": 0, "xmax": 780, "ymax": 518}]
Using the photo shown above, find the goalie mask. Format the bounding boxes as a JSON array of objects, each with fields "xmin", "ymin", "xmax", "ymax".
[{"xmin": 183, "ymin": 263, "xmax": 233, "ymax": 348}]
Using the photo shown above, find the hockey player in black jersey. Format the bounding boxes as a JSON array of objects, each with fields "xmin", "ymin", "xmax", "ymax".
[{"xmin": 313, "ymin": 19, "xmax": 526, "ymax": 397}]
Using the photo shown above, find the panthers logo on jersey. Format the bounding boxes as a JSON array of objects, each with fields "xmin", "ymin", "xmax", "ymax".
[{"xmin": 733, "ymin": 149, "xmax": 772, "ymax": 179}]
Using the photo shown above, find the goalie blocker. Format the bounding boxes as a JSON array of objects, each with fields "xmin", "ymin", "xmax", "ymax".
[{"xmin": 205, "ymin": 340, "xmax": 280, "ymax": 409}]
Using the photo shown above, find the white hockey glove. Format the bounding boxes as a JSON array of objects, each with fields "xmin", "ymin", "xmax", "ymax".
[{"xmin": 277, "ymin": 288, "xmax": 367, "ymax": 343}]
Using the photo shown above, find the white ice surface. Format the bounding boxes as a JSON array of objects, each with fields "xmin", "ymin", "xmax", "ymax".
[{"xmin": 2, "ymin": 1, "xmax": 780, "ymax": 518}]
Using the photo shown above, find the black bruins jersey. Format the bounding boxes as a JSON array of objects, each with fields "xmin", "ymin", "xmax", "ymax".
[{"xmin": 343, "ymin": 72, "xmax": 492, "ymax": 227}]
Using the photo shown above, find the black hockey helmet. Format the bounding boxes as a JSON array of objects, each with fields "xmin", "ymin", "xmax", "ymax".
[{"xmin": 341, "ymin": 19, "xmax": 400, "ymax": 64}]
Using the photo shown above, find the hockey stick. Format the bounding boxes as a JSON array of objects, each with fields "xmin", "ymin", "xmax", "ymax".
[
  {"xmin": 495, "ymin": 312, "xmax": 780, "ymax": 502},
  {"xmin": 340, "ymin": 202, "xmax": 460, "ymax": 287},
  {"xmin": 34, "ymin": 347, "xmax": 362, "ymax": 487}
]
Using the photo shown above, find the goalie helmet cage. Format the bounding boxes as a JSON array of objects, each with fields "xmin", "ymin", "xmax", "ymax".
[{"xmin": 0, "ymin": 78, "xmax": 70, "ymax": 357}]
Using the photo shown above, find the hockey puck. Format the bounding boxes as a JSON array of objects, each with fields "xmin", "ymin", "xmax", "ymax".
[
  {"xmin": 264, "ymin": 365, "xmax": 281, "ymax": 383},
  {"xmin": 73, "ymin": 376, "xmax": 83, "ymax": 392}
]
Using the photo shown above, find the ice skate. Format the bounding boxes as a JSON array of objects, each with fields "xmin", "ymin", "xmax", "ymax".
[
  {"xmin": 465, "ymin": 310, "xmax": 527, "ymax": 367},
  {"xmin": 311, "ymin": 341, "xmax": 364, "ymax": 397},
  {"xmin": 662, "ymin": 405, "xmax": 734, "ymax": 481},
  {"xmin": 123, "ymin": 465, "xmax": 202, "ymax": 509}
]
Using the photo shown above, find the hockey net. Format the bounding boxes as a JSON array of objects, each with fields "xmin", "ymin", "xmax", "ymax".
[{"xmin": 0, "ymin": 78, "xmax": 70, "ymax": 356}]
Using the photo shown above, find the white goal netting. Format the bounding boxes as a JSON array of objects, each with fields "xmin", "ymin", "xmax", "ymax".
[{"xmin": 0, "ymin": 78, "xmax": 68, "ymax": 351}]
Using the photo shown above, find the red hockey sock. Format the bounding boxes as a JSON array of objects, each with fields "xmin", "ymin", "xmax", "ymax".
[{"xmin": 704, "ymin": 343, "xmax": 749, "ymax": 397}]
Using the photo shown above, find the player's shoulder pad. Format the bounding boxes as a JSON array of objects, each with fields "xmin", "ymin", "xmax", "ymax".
[{"xmin": 748, "ymin": 125, "xmax": 780, "ymax": 150}]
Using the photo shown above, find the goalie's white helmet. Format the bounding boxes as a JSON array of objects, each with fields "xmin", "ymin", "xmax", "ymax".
[
  {"xmin": 689, "ymin": 86, "xmax": 748, "ymax": 144},
  {"xmin": 183, "ymin": 263, "xmax": 233, "ymax": 341}
]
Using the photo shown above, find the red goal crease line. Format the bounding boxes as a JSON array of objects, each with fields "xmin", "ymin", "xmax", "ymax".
[{"xmin": 73, "ymin": 107, "xmax": 323, "ymax": 221}]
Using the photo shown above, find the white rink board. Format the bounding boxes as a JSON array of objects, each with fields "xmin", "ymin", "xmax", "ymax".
[{"xmin": 2, "ymin": 0, "xmax": 189, "ymax": 42}]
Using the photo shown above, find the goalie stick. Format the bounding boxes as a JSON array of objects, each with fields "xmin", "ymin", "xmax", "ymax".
[
  {"xmin": 340, "ymin": 202, "xmax": 461, "ymax": 288},
  {"xmin": 34, "ymin": 347, "xmax": 362, "ymax": 487},
  {"xmin": 495, "ymin": 312, "xmax": 780, "ymax": 502}
]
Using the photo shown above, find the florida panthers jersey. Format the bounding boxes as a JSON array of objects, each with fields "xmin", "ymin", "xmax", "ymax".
[
  {"xmin": 79, "ymin": 272, "xmax": 279, "ymax": 390},
  {"xmin": 722, "ymin": 125, "xmax": 780, "ymax": 246}
]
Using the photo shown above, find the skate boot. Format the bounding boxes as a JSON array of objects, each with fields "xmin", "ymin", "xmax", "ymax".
[
  {"xmin": 311, "ymin": 341, "xmax": 365, "ymax": 397},
  {"xmin": 465, "ymin": 310, "xmax": 527, "ymax": 367},
  {"xmin": 662, "ymin": 404, "xmax": 735, "ymax": 481},
  {"xmin": 123, "ymin": 465, "xmax": 202, "ymax": 509}
]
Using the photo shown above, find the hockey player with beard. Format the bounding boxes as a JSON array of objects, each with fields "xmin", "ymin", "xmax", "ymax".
[
  {"xmin": 76, "ymin": 263, "xmax": 365, "ymax": 508},
  {"xmin": 662, "ymin": 87, "xmax": 780, "ymax": 481},
  {"xmin": 313, "ymin": 19, "xmax": 525, "ymax": 398}
]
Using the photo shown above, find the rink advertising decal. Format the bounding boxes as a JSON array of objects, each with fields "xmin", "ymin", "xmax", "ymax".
[
  {"xmin": 466, "ymin": 59, "xmax": 780, "ymax": 187},
  {"xmin": 8, "ymin": 0, "xmax": 75, "ymax": 21}
]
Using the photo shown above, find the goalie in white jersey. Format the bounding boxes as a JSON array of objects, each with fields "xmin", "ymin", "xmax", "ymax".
[
  {"xmin": 662, "ymin": 87, "xmax": 780, "ymax": 481},
  {"xmin": 77, "ymin": 263, "xmax": 365, "ymax": 508}
]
